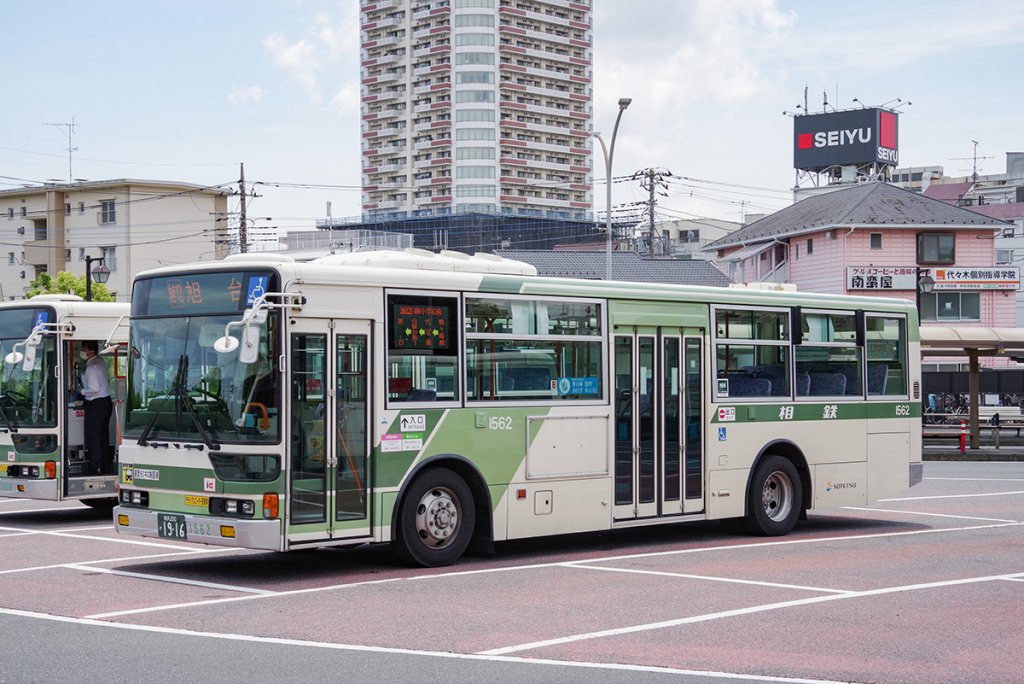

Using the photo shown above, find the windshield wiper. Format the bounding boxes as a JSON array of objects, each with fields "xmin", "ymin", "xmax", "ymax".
[
  {"xmin": 0, "ymin": 401, "xmax": 17, "ymax": 434},
  {"xmin": 137, "ymin": 354, "xmax": 188, "ymax": 446},
  {"xmin": 177, "ymin": 388, "xmax": 221, "ymax": 451},
  {"xmin": 137, "ymin": 354, "xmax": 221, "ymax": 451}
]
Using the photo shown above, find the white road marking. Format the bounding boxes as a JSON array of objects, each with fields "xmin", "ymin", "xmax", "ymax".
[
  {"xmin": 480, "ymin": 571, "xmax": 1024, "ymax": 656},
  {"xmin": 0, "ymin": 507, "xmax": 79, "ymax": 515},
  {"xmin": 0, "ymin": 606, "xmax": 864, "ymax": 684},
  {"xmin": 82, "ymin": 521, "xmax": 1022, "ymax": 619},
  {"xmin": 842, "ymin": 507, "xmax": 1019, "ymax": 523},
  {"xmin": 0, "ymin": 548, "xmax": 241, "ymax": 576},
  {"xmin": 0, "ymin": 525, "xmax": 203, "ymax": 549},
  {"xmin": 64, "ymin": 564, "xmax": 275, "ymax": 595},
  {"xmin": 86, "ymin": 576, "xmax": 406, "ymax": 619},
  {"xmin": 565, "ymin": 564, "xmax": 855, "ymax": 594}
]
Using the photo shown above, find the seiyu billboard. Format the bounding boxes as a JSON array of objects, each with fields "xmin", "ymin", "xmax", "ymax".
[{"xmin": 793, "ymin": 108, "xmax": 898, "ymax": 172}]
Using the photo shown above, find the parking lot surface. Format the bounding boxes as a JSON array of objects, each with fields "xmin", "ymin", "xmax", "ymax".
[{"xmin": 1, "ymin": 461, "xmax": 1022, "ymax": 683}]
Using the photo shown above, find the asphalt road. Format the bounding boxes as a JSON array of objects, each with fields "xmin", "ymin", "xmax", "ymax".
[{"xmin": 1, "ymin": 461, "xmax": 1022, "ymax": 684}]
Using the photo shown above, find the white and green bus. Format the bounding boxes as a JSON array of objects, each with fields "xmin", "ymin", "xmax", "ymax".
[
  {"xmin": 0, "ymin": 295, "xmax": 129, "ymax": 506},
  {"xmin": 114, "ymin": 251, "xmax": 922, "ymax": 566}
]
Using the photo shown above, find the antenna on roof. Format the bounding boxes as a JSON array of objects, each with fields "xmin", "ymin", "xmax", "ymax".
[
  {"xmin": 42, "ymin": 116, "xmax": 78, "ymax": 184},
  {"xmin": 950, "ymin": 140, "xmax": 994, "ymax": 182}
]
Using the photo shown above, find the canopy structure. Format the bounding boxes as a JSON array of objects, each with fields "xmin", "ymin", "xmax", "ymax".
[{"xmin": 920, "ymin": 326, "xmax": 1024, "ymax": 448}]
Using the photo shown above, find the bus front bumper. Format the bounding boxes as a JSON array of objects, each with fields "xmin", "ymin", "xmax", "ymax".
[
  {"xmin": 0, "ymin": 478, "xmax": 59, "ymax": 499},
  {"xmin": 113, "ymin": 506, "xmax": 283, "ymax": 551}
]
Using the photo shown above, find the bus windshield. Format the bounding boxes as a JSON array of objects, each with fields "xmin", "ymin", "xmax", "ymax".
[
  {"xmin": 0, "ymin": 308, "xmax": 58, "ymax": 428},
  {"xmin": 125, "ymin": 314, "xmax": 281, "ymax": 445}
]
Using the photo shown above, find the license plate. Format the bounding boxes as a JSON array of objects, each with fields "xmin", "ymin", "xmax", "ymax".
[{"xmin": 157, "ymin": 513, "xmax": 187, "ymax": 540}]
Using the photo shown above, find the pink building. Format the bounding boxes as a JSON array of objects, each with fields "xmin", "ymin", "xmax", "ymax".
[{"xmin": 706, "ymin": 182, "xmax": 1019, "ymax": 367}]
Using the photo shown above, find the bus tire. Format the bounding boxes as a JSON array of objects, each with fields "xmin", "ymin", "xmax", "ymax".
[
  {"xmin": 393, "ymin": 468, "xmax": 475, "ymax": 567},
  {"xmin": 744, "ymin": 455, "xmax": 801, "ymax": 536}
]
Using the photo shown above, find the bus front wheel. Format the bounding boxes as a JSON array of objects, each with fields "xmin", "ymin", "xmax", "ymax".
[
  {"xmin": 744, "ymin": 455, "xmax": 801, "ymax": 536},
  {"xmin": 393, "ymin": 468, "xmax": 475, "ymax": 567}
]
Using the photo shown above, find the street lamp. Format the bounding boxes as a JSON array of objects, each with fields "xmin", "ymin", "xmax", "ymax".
[
  {"xmin": 593, "ymin": 97, "xmax": 632, "ymax": 281},
  {"xmin": 916, "ymin": 266, "xmax": 935, "ymax": 321},
  {"xmin": 84, "ymin": 255, "xmax": 110, "ymax": 301}
]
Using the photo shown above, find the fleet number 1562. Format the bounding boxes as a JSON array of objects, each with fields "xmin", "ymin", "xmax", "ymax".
[{"xmin": 489, "ymin": 416, "xmax": 513, "ymax": 430}]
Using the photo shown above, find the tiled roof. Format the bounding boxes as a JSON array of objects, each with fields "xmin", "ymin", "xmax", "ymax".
[
  {"xmin": 705, "ymin": 182, "xmax": 1008, "ymax": 250},
  {"xmin": 922, "ymin": 181, "xmax": 974, "ymax": 203},
  {"xmin": 497, "ymin": 250, "xmax": 732, "ymax": 286},
  {"xmin": 965, "ymin": 203, "xmax": 1024, "ymax": 221}
]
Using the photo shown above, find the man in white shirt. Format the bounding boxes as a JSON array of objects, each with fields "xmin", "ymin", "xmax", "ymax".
[{"xmin": 80, "ymin": 341, "xmax": 113, "ymax": 475}]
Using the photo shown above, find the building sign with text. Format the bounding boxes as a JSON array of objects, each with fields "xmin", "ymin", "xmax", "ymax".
[{"xmin": 848, "ymin": 266, "xmax": 1020, "ymax": 291}]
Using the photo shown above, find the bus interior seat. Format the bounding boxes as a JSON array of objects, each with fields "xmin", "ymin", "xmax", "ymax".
[
  {"xmin": 727, "ymin": 376, "xmax": 771, "ymax": 397},
  {"xmin": 867, "ymin": 363, "xmax": 889, "ymax": 394},
  {"xmin": 795, "ymin": 372, "xmax": 811, "ymax": 396},
  {"xmin": 809, "ymin": 372, "xmax": 846, "ymax": 396},
  {"xmin": 406, "ymin": 388, "xmax": 437, "ymax": 402}
]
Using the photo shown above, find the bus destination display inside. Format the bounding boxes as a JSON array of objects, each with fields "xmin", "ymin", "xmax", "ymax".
[{"xmin": 391, "ymin": 302, "xmax": 450, "ymax": 350}]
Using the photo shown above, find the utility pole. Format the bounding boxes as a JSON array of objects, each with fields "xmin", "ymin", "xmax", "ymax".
[
  {"xmin": 238, "ymin": 163, "xmax": 249, "ymax": 253},
  {"xmin": 43, "ymin": 116, "xmax": 79, "ymax": 183},
  {"xmin": 647, "ymin": 169, "xmax": 656, "ymax": 256},
  {"xmin": 635, "ymin": 168, "xmax": 671, "ymax": 257}
]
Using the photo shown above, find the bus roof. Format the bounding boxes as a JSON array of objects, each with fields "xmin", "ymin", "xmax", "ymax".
[{"xmin": 132, "ymin": 250, "xmax": 916, "ymax": 315}]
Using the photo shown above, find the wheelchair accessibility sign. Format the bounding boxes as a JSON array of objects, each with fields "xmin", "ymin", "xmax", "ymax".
[
  {"xmin": 718, "ymin": 427, "xmax": 727, "ymax": 442},
  {"xmin": 246, "ymin": 276, "xmax": 269, "ymax": 305}
]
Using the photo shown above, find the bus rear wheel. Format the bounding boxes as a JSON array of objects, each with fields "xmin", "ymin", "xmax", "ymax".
[
  {"xmin": 744, "ymin": 455, "xmax": 801, "ymax": 536},
  {"xmin": 393, "ymin": 468, "xmax": 475, "ymax": 567}
]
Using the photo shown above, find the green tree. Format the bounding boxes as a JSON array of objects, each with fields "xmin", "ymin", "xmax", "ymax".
[{"xmin": 25, "ymin": 271, "xmax": 114, "ymax": 302}]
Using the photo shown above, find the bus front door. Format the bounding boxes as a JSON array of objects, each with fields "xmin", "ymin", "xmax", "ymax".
[
  {"xmin": 613, "ymin": 332, "xmax": 704, "ymax": 520},
  {"xmin": 287, "ymin": 319, "xmax": 372, "ymax": 545}
]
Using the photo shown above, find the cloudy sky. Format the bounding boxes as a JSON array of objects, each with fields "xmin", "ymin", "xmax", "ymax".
[{"xmin": 3, "ymin": 0, "xmax": 1023, "ymax": 246}]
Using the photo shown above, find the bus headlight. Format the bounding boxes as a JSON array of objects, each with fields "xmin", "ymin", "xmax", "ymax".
[
  {"xmin": 210, "ymin": 497, "xmax": 256, "ymax": 518},
  {"xmin": 120, "ymin": 490, "xmax": 149, "ymax": 507}
]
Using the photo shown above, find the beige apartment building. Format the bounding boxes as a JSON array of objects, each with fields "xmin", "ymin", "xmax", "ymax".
[
  {"xmin": 0, "ymin": 180, "xmax": 231, "ymax": 301},
  {"xmin": 360, "ymin": 0, "xmax": 593, "ymax": 220}
]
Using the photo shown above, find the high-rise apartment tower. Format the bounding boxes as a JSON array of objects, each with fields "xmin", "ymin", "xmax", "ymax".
[{"xmin": 360, "ymin": 0, "xmax": 594, "ymax": 220}]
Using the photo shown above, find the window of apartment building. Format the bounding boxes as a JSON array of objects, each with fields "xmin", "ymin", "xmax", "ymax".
[
  {"xmin": 870, "ymin": 233, "xmax": 883, "ymax": 249},
  {"xmin": 454, "ymin": 109, "xmax": 493, "ymax": 122},
  {"xmin": 455, "ymin": 184, "xmax": 495, "ymax": 197},
  {"xmin": 100, "ymin": 199, "xmax": 116, "ymax": 224},
  {"xmin": 7, "ymin": 253, "xmax": 13, "ymax": 265},
  {"xmin": 456, "ymin": 52, "xmax": 495, "ymax": 65},
  {"xmin": 456, "ymin": 146, "xmax": 495, "ymax": 160},
  {"xmin": 455, "ymin": 33, "xmax": 494, "ymax": 46},
  {"xmin": 79, "ymin": 248, "xmax": 86, "ymax": 261},
  {"xmin": 456, "ymin": 128, "xmax": 495, "ymax": 141},
  {"xmin": 6, "ymin": 208, "xmax": 11, "ymax": 219},
  {"xmin": 917, "ymin": 233, "xmax": 954, "ymax": 264},
  {"xmin": 454, "ymin": 14, "xmax": 494, "ymax": 27},
  {"xmin": 455, "ymin": 90, "xmax": 495, "ymax": 103},
  {"xmin": 806, "ymin": 238, "xmax": 814, "ymax": 255},
  {"xmin": 65, "ymin": 203, "xmax": 71, "ymax": 216},
  {"xmin": 456, "ymin": 71, "xmax": 494, "ymax": 84},
  {"xmin": 101, "ymin": 246, "xmax": 117, "ymax": 271},
  {"xmin": 454, "ymin": 0, "xmax": 494, "ymax": 7},
  {"xmin": 20, "ymin": 207, "xmax": 27, "ymax": 217},
  {"xmin": 996, "ymin": 249, "xmax": 1014, "ymax": 264},
  {"xmin": 456, "ymin": 166, "xmax": 495, "ymax": 178},
  {"xmin": 919, "ymin": 292, "xmax": 980, "ymax": 322}
]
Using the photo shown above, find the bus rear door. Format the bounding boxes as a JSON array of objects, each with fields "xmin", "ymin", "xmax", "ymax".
[{"xmin": 613, "ymin": 331, "xmax": 704, "ymax": 520}]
